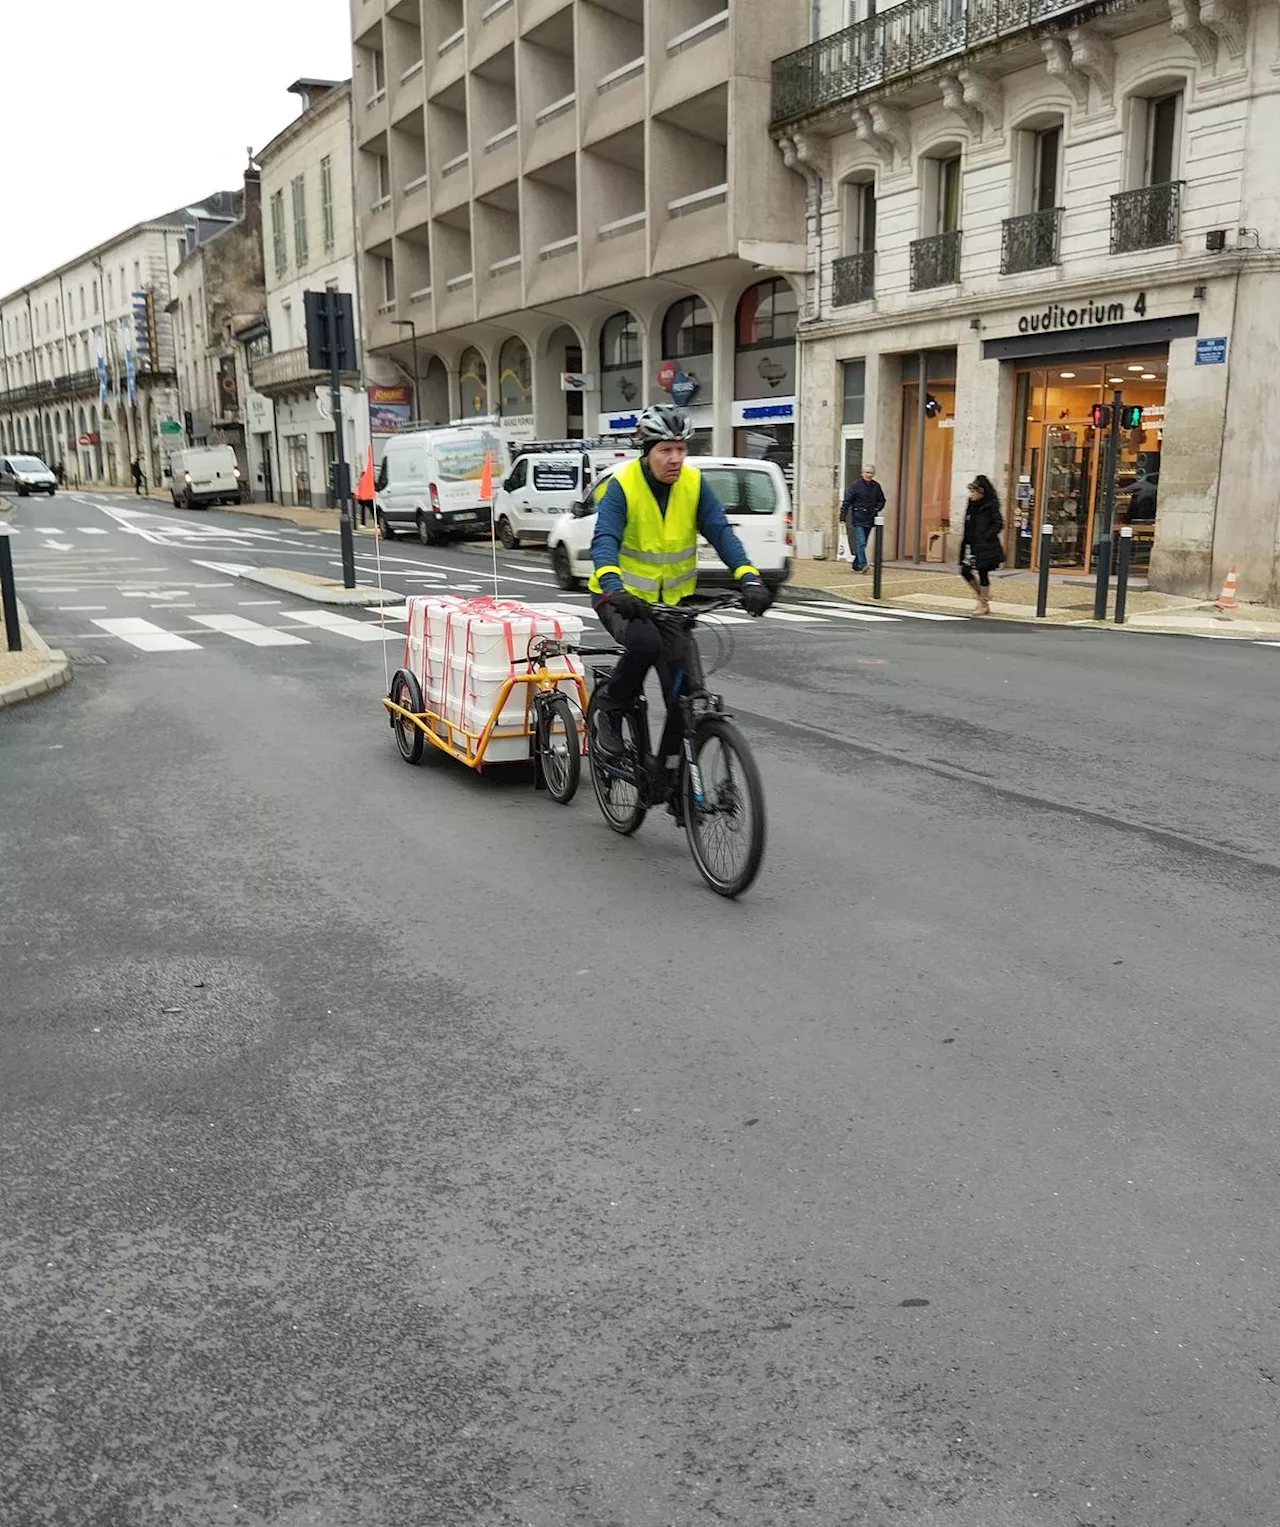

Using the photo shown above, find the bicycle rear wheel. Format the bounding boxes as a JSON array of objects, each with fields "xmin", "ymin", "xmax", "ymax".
[
  {"xmin": 682, "ymin": 717, "xmax": 766, "ymax": 897},
  {"xmin": 587, "ymin": 692, "xmax": 648, "ymax": 836},
  {"xmin": 538, "ymin": 693, "xmax": 581, "ymax": 804}
]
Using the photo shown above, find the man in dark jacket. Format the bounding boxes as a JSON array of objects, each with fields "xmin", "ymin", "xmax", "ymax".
[{"xmin": 840, "ymin": 465, "xmax": 886, "ymax": 572}]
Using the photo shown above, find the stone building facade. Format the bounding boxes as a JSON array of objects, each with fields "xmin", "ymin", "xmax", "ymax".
[{"xmin": 774, "ymin": 0, "xmax": 1280, "ymax": 600}]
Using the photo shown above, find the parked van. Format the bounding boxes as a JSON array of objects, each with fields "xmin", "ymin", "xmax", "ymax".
[
  {"xmin": 492, "ymin": 440, "xmax": 637, "ymax": 549},
  {"xmin": 545, "ymin": 456, "xmax": 794, "ymax": 592},
  {"xmin": 168, "ymin": 445, "xmax": 243, "ymax": 508},
  {"xmin": 375, "ymin": 424, "xmax": 511, "ymax": 544}
]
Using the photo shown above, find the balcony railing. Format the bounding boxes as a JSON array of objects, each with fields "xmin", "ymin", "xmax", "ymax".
[
  {"xmin": 250, "ymin": 346, "xmax": 356, "ymax": 394},
  {"xmin": 0, "ymin": 368, "xmax": 121, "ymax": 410},
  {"xmin": 832, "ymin": 251, "xmax": 875, "ymax": 306},
  {"xmin": 909, "ymin": 229, "xmax": 961, "ymax": 291},
  {"xmin": 771, "ymin": 0, "xmax": 1095, "ymax": 126},
  {"xmin": 1111, "ymin": 182, "xmax": 1182, "ymax": 254},
  {"xmin": 1001, "ymin": 206, "xmax": 1061, "ymax": 274}
]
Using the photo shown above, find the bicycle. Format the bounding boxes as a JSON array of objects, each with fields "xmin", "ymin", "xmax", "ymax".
[
  {"xmin": 525, "ymin": 633, "xmax": 590, "ymax": 805},
  {"xmin": 584, "ymin": 592, "xmax": 767, "ymax": 898}
]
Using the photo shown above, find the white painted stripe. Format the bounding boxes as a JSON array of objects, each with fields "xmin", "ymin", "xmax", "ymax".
[
  {"xmin": 76, "ymin": 527, "xmax": 109, "ymax": 534},
  {"xmin": 760, "ymin": 609, "xmax": 830, "ymax": 624},
  {"xmin": 91, "ymin": 617, "xmax": 201, "ymax": 651},
  {"xmin": 365, "ymin": 604, "xmax": 410, "ymax": 619},
  {"xmin": 238, "ymin": 599, "xmax": 282, "ymax": 606},
  {"xmin": 59, "ymin": 605, "xmax": 108, "ymax": 611},
  {"xmin": 32, "ymin": 587, "xmax": 81, "ymax": 594},
  {"xmin": 193, "ymin": 581, "xmax": 233, "ymax": 588},
  {"xmin": 191, "ymin": 614, "xmax": 310, "ymax": 647},
  {"xmin": 1255, "ymin": 641, "xmax": 1280, "ymax": 648},
  {"xmin": 287, "ymin": 609, "xmax": 401, "ymax": 642},
  {"xmin": 700, "ymin": 612, "xmax": 753, "ymax": 626},
  {"xmin": 801, "ymin": 600, "xmax": 964, "ymax": 623},
  {"xmin": 792, "ymin": 605, "xmax": 898, "ymax": 624}
]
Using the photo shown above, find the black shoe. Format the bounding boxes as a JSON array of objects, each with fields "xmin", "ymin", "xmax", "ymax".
[
  {"xmin": 595, "ymin": 707, "xmax": 626, "ymax": 757},
  {"xmin": 666, "ymin": 795, "xmax": 685, "ymax": 828}
]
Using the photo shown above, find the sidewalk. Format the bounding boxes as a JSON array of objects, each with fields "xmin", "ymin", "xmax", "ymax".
[
  {"xmin": 787, "ymin": 557, "xmax": 1280, "ymax": 639},
  {"xmin": 0, "ymin": 599, "xmax": 72, "ymax": 709}
]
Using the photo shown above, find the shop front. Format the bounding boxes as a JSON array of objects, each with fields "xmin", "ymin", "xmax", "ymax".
[{"xmin": 894, "ymin": 350, "xmax": 957, "ymax": 562}]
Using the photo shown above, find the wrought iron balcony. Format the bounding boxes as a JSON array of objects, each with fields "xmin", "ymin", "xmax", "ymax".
[
  {"xmin": 0, "ymin": 368, "xmax": 105, "ymax": 410},
  {"xmin": 1001, "ymin": 207, "xmax": 1061, "ymax": 274},
  {"xmin": 832, "ymin": 251, "xmax": 875, "ymax": 306},
  {"xmin": 1111, "ymin": 182, "xmax": 1182, "ymax": 254},
  {"xmin": 910, "ymin": 230, "xmax": 961, "ymax": 291},
  {"xmin": 772, "ymin": 0, "xmax": 1091, "ymax": 126},
  {"xmin": 250, "ymin": 345, "xmax": 358, "ymax": 396}
]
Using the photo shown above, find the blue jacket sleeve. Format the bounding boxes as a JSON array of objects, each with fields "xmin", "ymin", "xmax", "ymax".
[
  {"xmin": 590, "ymin": 478, "xmax": 628, "ymax": 595},
  {"xmin": 696, "ymin": 478, "xmax": 758, "ymax": 578}
]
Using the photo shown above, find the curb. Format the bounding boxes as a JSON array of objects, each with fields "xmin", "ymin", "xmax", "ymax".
[
  {"xmin": 236, "ymin": 566, "xmax": 399, "ymax": 606},
  {"xmin": 0, "ymin": 602, "xmax": 72, "ymax": 711}
]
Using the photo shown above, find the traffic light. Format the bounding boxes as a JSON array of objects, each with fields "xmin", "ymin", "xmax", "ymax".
[
  {"xmin": 1090, "ymin": 403, "xmax": 1112, "ymax": 429},
  {"xmin": 1119, "ymin": 404, "xmax": 1143, "ymax": 430}
]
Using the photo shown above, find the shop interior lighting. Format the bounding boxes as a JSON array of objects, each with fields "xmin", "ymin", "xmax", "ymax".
[
  {"xmin": 1141, "ymin": 373, "xmax": 1156, "ymax": 380},
  {"xmin": 1058, "ymin": 371, "xmax": 1076, "ymax": 378},
  {"xmin": 1127, "ymin": 365, "xmax": 1145, "ymax": 372}
]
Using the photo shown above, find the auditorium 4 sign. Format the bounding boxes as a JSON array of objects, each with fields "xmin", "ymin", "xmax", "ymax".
[{"xmin": 1016, "ymin": 291, "xmax": 1148, "ymax": 335}]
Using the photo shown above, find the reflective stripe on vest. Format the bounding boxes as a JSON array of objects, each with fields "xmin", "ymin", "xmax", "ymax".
[{"xmin": 589, "ymin": 458, "xmax": 699, "ymax": 604}]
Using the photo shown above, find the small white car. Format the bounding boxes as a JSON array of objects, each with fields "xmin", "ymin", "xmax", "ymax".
[
  {"xmin": 546, "ymin": 456, "xmax": 794, "ymax": 593},
  {"xmin": 1, "ymin": 454, "xmax": 58, "ymax": 496},
  {"xmin": 492, "ymin": 444, "xmax": 637, "ymax": 550}
]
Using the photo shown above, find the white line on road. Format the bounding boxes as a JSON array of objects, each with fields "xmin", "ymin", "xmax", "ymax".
[
  {"xmin": 237, "ymin": 599, "xmax": 282, "ymax": 606},
  {"xmin": 801, "ymin": 600, "xmax": 965, "ymax": 622},
  {"xmin": 91, "ymin": 617, "xmax": 201, "ymax": 651},
  {"xmin": 191, "ymin": 614, "xmax": 310, "ymax": 647},
  {"xmin": 58, "ymin": 605, "xmax": 108, "ymax": 612},
  {"xmin": 791, "ymin": 605, "xmax": 898, "ymax": 624},
  {"xmin": 193, "ymin": 581, "xmax": 233, "ymax": 588},
  {"xmin": 286, "ymin": 609, "xmax": 401, "ymax": 642},
  {"xmin": 76, "ymin": 527, "xmax": 109, "ymax": 534},
  {"xmin": 759, "ymin": 609, "xmax": 830, "ymax": 624},
  {"xmin": 32, "ymin": 587, "xmax": 82, "ymax": 594}
]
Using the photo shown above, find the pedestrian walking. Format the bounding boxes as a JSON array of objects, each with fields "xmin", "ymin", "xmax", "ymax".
[
  {"xmin": 54, "ymin": 459, "xmax": 65, "ymax": 486},
  {"xmin": 959, "ymin": 474, "xmax": 1005, "ymax": 616},
  {"xmin": 131, "ymin": 457, "xmax": 145, "ymax": 495},
  {"xmin": 840, "ymin": 464, "xmax": 886, "ymax": 573}
]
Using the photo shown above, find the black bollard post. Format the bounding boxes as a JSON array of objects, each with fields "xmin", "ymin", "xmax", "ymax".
[
  {"xmin": 872, "ymin": 513, "xmax": 885, "ymax": 601},
  {"xmin": 0, "ymin": 531, "xmax": 22, "ymax": 652},
  {"xmin": 1114, "ymin": 526, "xmax": 1133, "ymax": 625},
  {"xmin": 1035, "ymin": 523, "xmax": 1052, "ymax": 619}
]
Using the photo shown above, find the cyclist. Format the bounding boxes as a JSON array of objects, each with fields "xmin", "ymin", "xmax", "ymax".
[{"xmin": 589, "ymin": 403, "xmax": 773, "ymax": 756}]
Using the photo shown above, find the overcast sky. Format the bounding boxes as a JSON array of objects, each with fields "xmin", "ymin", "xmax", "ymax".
[{"xmin": 1, "ymin": 0, "xmax": 351, "ymax": 296}]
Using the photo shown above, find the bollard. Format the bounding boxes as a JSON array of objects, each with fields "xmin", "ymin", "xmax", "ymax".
[
  {"xmin": 0, "ymin": 529, "xmax": 21, "ymax": 652},
  {"xmin": 872, "ymin": 513, "xmax": 885, "ymax": 601},
  {"xmin": 1114, "ymin": 525, "xmax": 1133, "ymax": 625},
  {"xmin": 1035, "ymin": 523, "xmax": 1053, "ymax": 619}
]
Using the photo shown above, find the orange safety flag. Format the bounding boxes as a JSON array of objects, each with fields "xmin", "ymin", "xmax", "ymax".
[
  {"xmin": 356, "ymin": 445, "xmax": 375, "ymax": 502},
  {"xmin": 479, "ymin": 450, "xmax": 494, "ymax": 502}
]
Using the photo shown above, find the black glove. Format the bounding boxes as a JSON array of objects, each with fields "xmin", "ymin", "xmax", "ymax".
[
  {"xmin": 739, "ymin": 579, "xmax": 773, "ymax": 618},
  {"xmin": 605, "ymin": 590, "xmax": 652, "ymax": 621}
]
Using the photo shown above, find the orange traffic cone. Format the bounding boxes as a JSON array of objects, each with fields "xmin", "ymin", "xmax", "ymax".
[
  {"xmin": 356, "ymin": 444, "xmax": 375, "ymax": 503},
  {"xmin": 1214, "ymin": 565, "xmax": 1239, "ymax": 610},
  {"xmin": 479, "ymin": 449, "xmax": 493, "ymax": 502}
]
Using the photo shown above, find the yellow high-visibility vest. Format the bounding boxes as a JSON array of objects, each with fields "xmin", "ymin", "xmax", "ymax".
[{"xmin": 589, "ymin": 458, "xmax": 699, "ymax": 605}]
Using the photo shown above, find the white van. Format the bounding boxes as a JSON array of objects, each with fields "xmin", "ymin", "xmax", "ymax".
[
  {"xmin": 374, "ymin": 424, "xmax": 511, "ymax": 544},
  {"xmin": 545, "ymin": 456, "xmax": 794, "ymax": 592},
  {"xmin": 492, "ymin": 442, "xmax": 637, "ymax": 549},
  {"xmin": 168, "ymin": 445, "xmax": 243, "ymax": 508}
]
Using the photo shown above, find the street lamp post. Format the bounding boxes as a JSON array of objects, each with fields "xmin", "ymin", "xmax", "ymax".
[{"xmin": 391, "ymin": 318, "xmax": 419, "ymax": 422}]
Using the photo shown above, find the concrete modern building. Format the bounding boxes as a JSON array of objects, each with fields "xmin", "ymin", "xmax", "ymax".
[
  {"xmin": 774, "ymin": 0, "xmax": 1280, "ymax": 600},
  {"xmin": 169, "ymin": 167, "xmax": 265, "ymax": 484},
  {"xmin": 242, "ymin": 78, "xmax": 388, "ymax": 507},
  {"xmin": 349, "ymin": 0, "xmax": 809, "ymax": 464},
  {"xmin": 0, "ymin": 194, "xmax": 240, "ymax": 490}
]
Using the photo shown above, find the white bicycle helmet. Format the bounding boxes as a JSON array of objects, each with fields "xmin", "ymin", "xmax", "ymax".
[{"xmin": 635, "ymin": 403, "xmax": 694, "ymax": 447}]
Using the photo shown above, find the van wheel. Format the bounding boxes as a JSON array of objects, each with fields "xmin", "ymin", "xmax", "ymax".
[
  {"xmin": 498, "ymin": 517, "xmax": 518, "ymax": 550},
  {"xmin": 552, "ymin": 544, "xmax": 580, "ymax": 591},
  {"xmin": 377, "ymin": 510, "xmax": 397, "ymax": 540},
  {"xmin": 184, "ymin": 488, "xmax": 195, "ymax": 509},
  {"xmin": 416, "ymin": 512, "xmax": 441, "ymax": 546},
  {"xmin": 17, "ymin": 485, "xmax": 28, "ymax": 498}
]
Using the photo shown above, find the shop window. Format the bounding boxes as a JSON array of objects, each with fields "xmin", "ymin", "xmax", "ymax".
[
  {"xmin": 734, "ymin": 279, "xmax": 796, "ymax": 399},
  {"xmin": 459, "ymin": 346, "xmax": 487, "ymax": 416},
  {"xmin": 498, "ymin": 336, "xmax": 531, "ymax": 418},
  {"xmin": 660, "ymin": 295, "xmax": 714, "ymax": 405},
  {"xmin": 600, "ymin": 311, "xmax": 642, "ymax": 412},
  {"xmin": 842, "ymin": 360, "xmax": 865, "ymax": 426}
]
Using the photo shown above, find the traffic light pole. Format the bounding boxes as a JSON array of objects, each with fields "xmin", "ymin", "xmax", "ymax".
[
  {"xmin": 1092, "ymin": 388, "xmax": 1122, "ymax": 621},
  {"xmin": 325, "ymin": 293, "xmax": 357, "ymax": 590}
]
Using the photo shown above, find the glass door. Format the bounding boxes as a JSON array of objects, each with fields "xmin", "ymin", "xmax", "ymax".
[{"xmin": 1039, "ymin": 422, "xmax": 1100, "ymax": 568}]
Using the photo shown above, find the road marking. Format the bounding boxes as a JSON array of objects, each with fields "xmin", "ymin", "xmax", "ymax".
[
  {"xmin": 41, "ymin": 540, "xmax": 74, "ymax": 551},
  {"xmin": 759, "ymin": 609, "xmax": 829, "ymax": 624},
  {"xmin": 91, "ymin": 617, "xmax": 201, "ymax": 651},
  {"xmin": 700, "ymin": 613, "xmax": 754, "ymax": 626},
  {"xmin": 32, "ymin": 587, "xmax": 82, "ymax": 594},
  {"xmin": 238, "ymin": 599, "xmax": 282, "ymax": 606},
  {"xmin": 365, "ymin": 604, "xmax": 410, "ymax": 619},
  {"xmin": 193, "ymin": 581, "xmax": 233, "ymax": 588},
  {"xmin": 791, "ymin": 605, "xmax": 898, "ymax": 623},
  {"xmin": 59, "ymin": 605, "xmax": 108, "ymax": 612},
  {"xmin": 76, "ymin": 527, "xmax": 109, "ymax": 534},
  {"xmin": 801, "ymin": 600, "xmax": 965, "ymax": 622},
  {"xmin": 191, "ymin": 614, "xmax": 310, "ymax": 647},
  {"xmin": 287, "ymin": 609, "xmax": 401, "ymax": 642}
]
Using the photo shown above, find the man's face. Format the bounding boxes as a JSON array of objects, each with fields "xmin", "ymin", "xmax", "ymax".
[
  {"xmin": 648, "ymin": 440, "xmax": 687, "ymax": 483},
  {"xmin": 862, "ymin": 469, "xmax": 874, "ymax": 481}
]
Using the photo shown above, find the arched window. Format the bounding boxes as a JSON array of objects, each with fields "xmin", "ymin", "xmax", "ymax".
[
  {"xmin": 733, "ymin": 278, "xmax": 799, "ymax": 469},
  {"xmin": 458, "ymin": 346, "xmax": 487, "ymax": 418},
  {"xmin": 659, "ymin": 296, "xmax": 714, "ymax": 406},
  {"xmin": 736, "ymin": 278, "xmax": 797, "ymax": 351},
  {"xmin": 599, "ymin": 312, "xmax": 642, "ymax": 412},
  {"xmin": 497, "ymin": 337, "xmax": 531, "ymax": 419}
]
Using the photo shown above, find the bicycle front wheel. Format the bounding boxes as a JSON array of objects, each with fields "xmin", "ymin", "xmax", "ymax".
[
  {"xmin": 682, "ymin": 717, "xmax": 766, "ymax": 897},
  {"xmin": 587, "ymin": 692, "xmax": 648, "ymax": 836},
  {"xmin": 538, "ymin": 693, "xmax": 581, "ymax": 805}
]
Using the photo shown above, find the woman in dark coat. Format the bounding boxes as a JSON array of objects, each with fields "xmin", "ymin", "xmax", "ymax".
[{"xmin": 960, "ymin": 474, "xmax": 1005, "ymax": 616}]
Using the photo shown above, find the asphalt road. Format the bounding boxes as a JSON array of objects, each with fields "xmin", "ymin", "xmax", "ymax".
[{"xmin": 4, "ymin": 491, "xmax": 1280, "ymax": 1526}]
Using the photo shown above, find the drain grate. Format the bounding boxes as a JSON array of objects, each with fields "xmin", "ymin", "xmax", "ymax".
[{"xmin": 63, "ymin": 650, "xmax": 108, "ymax": 666}]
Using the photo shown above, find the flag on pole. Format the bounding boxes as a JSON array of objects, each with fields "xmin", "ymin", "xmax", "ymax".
[
  {"xmin": 356, "ymin": 444, "xmax": 375, "ymax": 502},
  {"xmin": 479, "ymin": 450, "xmax": 493, "ymax": 502}
]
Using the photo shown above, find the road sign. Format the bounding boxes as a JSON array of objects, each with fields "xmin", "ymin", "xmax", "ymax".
[
  {"xmin": 160, "ymin": 419, "xmax": 183, "ymax": 436},
  {"xmin": 657, "ymin": 359, "xmax": 676, "ymax": 392},
  {"xmin": 1195, "ymin": 336, "xmax": 1227, "ymax": 365}
]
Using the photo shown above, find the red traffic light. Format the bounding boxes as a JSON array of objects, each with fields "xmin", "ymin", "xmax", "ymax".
[{"xmin": 1091, "ymin": 403, "xmax": 1112, "ymax": 429}]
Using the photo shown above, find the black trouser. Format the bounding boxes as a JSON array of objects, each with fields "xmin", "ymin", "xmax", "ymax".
[
  {"xmin": 961, "ymin": 565, "xmax": 990, "ymax": 589},
  {"xmin": 596, "ymin": 600, "xmax": 697, "ymax": 755}
]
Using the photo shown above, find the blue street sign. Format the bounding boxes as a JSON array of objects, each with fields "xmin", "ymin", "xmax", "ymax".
[
  {"xmin": 1195, "ymin": 336, "xmax": 1227, "ymax": 365},
  {"xmin": 670, "ymin": 371, "xmax": 699, "ymax": 406}
]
